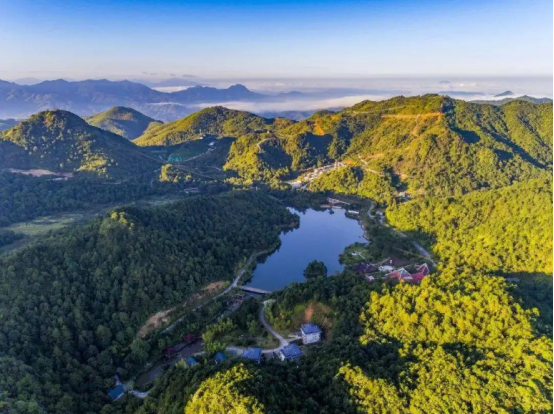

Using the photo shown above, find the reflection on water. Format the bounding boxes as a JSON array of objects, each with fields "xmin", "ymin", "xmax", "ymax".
[{"xmin": 248, "ymin": 208, "xmax": 365, "ymax": 291}]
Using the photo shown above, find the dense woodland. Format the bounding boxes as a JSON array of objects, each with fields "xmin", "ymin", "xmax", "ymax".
[
  {"xmin": 0, "ymin": 110, "xmax": 160, "ymax": 178},
  {"xmin": 116, "ymin": 266, "xmax": 552, "ymax": 414},
  {"xmin": 0, "ymin": 192, "xmax": 294, "ymax": 413},
  {"xmin": 0, "ymin": 97, "xmax": 551, "ymax": 413},
  {"xmin": 387, "ymin": 174, "xmax": 553, "ymax": 275},
  {"xmin": 0, "ymin": 171, "xmax": 209, "ymax": 227},
  {"xmin": 130, "ymin": 96, "xmax": 553, "ymax": 198}
]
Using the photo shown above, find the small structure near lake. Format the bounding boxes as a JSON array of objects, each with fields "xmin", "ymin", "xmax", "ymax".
[
  {"xmin": 279, "ymin": 343, "xmax": 303, "ymax": 361},
  {"xmin": 108, "ymin": 385, "xmax": 125, "ymax": 401},
  {"xmin": 301, "ymin": 323, "xmax": 322, "ymax": 344},
  {"xmin": 214, "ymin": 351, "xmax": 227, "ymax": 364},
  {"xmin": 242, "ymin": 347, "xmax": 263, "ymax": 364}
]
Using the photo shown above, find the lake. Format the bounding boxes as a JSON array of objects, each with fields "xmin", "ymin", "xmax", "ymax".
[{"xmin": 247, "ymin": 208, "xmax": 365, "ymax": 291}]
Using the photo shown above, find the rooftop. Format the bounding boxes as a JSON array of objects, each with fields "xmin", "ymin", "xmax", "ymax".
[
  {"xmin": 214, "ymin": 351, "xmax": 227, "ymax": 362},
  {"xmin": 301, "ymin": 323, "xmax": 322, "ymax": 335},
  {"xmin": 108, "ymin": 385, "xmax": 125, "ymax": 400},
  {"xmin": 280, "ymin": 343, "xmax": 302, "ymax": 359},
  {"xmin": 242, "ymin": 347, "xmax": 262, "ymax": 362}
]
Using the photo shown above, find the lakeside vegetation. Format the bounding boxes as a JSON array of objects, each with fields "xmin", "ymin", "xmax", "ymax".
[{"xmin": 0, "ymin": 191, "xmax": 294, "ymax": 413}]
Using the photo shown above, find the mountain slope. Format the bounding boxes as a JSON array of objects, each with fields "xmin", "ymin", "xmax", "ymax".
[
  {"xmin": 134, "ymin": 106, "xmax": 294, "ymax": 146},
  {"xmin": 0, "ymin": 110, "xmax": 159, "ymax": 177},
  {"xmin": 85, "ymin": 106, "xmax": 162, "ymax": 139},
  {"xmin": 220, "ymin": 95, "xmax": 552, "ymax": 196}
]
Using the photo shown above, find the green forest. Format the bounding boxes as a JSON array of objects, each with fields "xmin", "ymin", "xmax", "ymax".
[
  {"xmin": 0, "ymin": 96, "xmax": 551, "ymax": 414},
  {"xmin": 0, "ymin": 191, "xmax": 294, "ymax": 413},
  {"xmin": 386, "ymin": 174, "xmax": 553, "ymax": 274}
]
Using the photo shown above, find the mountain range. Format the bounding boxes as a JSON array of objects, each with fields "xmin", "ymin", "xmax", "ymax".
[
  {"xmin": 0, "ymin": 79, "xmax": 268, "ymax": 121},
  {"xmin": 130, "ymin": 95, "xmax": 553, "ymax": 197},
  {"xmin": 0, "ymin": 95, "xmax": 551, "ymax": 194}
]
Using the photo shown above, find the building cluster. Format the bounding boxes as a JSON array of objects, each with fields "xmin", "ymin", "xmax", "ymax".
[
  {"xmin": 354, "ymin": 258, "xmax": 431, "ymax": 284},
  {"xmin": 300, "ymin": 161, "xmax": 345, "ymax": 183}
]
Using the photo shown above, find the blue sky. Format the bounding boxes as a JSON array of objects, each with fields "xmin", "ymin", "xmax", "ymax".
[{"xmin": 0, "ymin": 0, "xmax": 552, "ymax": 80}]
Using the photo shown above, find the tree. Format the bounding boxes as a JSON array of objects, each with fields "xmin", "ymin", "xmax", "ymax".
[{"xmin": 304, "ymin": 260, "xmax": 327, "ymax": 280}]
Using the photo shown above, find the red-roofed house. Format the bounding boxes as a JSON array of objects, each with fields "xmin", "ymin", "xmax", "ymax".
[
  {"xmin": 410, "ymin": 264, "xmax": 430, "ymax": 282},
  {"xmin": 386, "ymin": 268, "xmax": 412, "ymax": 281}
]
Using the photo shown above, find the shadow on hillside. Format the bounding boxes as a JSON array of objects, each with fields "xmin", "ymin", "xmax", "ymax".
[{"xmin": 501, "ymin": 272, "xmax": 553, "ymax": 336}]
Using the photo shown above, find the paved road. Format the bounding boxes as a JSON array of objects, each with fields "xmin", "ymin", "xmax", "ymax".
[
  {"xmin": 366, "ymin": 207, "xmax": 435, "ymax": 264},
  {"xmin": 259, "ymin": 303, "xmax": 290, "ymax": 354}
]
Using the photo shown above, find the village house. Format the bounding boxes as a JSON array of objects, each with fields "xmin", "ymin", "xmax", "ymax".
[
  {"xmin": 185, "ymin": 356, "xmax": 198, "ymax": 367},
  {"xmin": 301, "ymin": 323, "xmax": 322, "ymax": 344},
  {"xmin": 279, "ymin": 343, "xmax": 303, "ymax": 361},
  {"xmin": 386, "ymin": 268, "xmax": 412, "ymax": 281},
  {"xmin": 214, "ymin": 351, "xmax": 227, "ymax": 364},
  {"xmin": 364, "ymin": 275, "xmax": 375, "ymax": 282},
  {"xmin": 108, "ymin": 385, "xmax": 125, "ymax": 401},
  {"xmin": 242, "ymin": 347, "xmax": 262, "ymax": 364}
]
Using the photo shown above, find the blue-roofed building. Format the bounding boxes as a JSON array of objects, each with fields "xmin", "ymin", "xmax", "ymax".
[
  {"xmin": 278, "ymin": 343, "xmax": 302, "ymax": 361},
  {"xmin": 186, "ymin": 356, "xmax": 198, "ymax": 367},
  {"xmin": 242, "ymin": 347, "xmax": 262, "ymax": 364},
  {"xmin": 108, "ymin": 384, "xmax": 125, "ymax": 401},
  {"xmin": 214, "ymin": 351, "xmax": 227, "ymax": 364},
  {"xmin": 300, "ymin": 323, "xmax": 322, "ymax": 344}
]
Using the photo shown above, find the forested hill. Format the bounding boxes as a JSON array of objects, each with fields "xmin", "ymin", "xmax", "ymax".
[
  {"xmin": 85, "ymin": 106, "xmax": 163, "ymax": 139},
  {"xmin": 0, "ymin": 191, "xmax": 294, "ymax": 413},
  {"xmin": 134, "ymin": 106, "xmax": 294, "ymax": 146},
  {"xmin": 135, "ymin": 95, "xmax": 553, "ymax": 197},
  {"xmin": 0, "ymin": 110, "xmax": 160, "ymax": 177},
  {"xmin": 387, "ymin": 174, "xmax": 553, "ymax": 274}
]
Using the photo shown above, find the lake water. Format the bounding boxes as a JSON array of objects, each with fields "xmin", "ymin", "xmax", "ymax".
[{"xmin": 247, "ymin": 208, "xmax": 365, "ymax": 291}]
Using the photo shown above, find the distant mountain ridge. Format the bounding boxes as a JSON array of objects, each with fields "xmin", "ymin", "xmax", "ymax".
[
  {"xmin": 85, "ymin": 106, "xmax": 163, "ymax": 139},
  {"xmin": 471, "ymin": 95, "xmax": 553, "ymax": 105},
  {"xmin": 0, "ymin": 79, "xmax": 269, "ymax": 120},
  {"xmin": 0, "ymin": 118, "xmax": 18, "ymax": 131}
]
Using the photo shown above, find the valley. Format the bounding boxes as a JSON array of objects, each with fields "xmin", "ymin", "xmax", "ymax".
[{"xmin": 0, "ymin": 95, "xmax": 551, "ymax": 414}]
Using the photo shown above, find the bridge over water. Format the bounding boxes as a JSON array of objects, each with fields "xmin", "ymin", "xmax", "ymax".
[{"xmin": 240, "ymin": 286, "xmax": 272, "ymax": 295}]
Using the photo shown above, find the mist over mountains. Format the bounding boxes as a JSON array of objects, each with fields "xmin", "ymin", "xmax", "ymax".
[{"xmin": 0, "ymin": 76, "xmax": 551, "ymax": 122}]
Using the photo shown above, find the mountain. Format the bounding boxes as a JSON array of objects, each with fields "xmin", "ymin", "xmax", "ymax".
[
  {"xmin": 134, "ymin": 95, "xmax": 552, "ymax": 197},
  {"xmin": 0, "ymin": 110, "xmax": 159, "ymax": 177},
  {"xmin": 472, "ymin": 95, "xmax": 553, "ymax": 105},
  {"xmin": 134, "ymin": 106, "xmax": 294, "ymax": 146},
  {"xmin": 170, "ymin": 84, "xmax": 264, "ymax": 103},
  {"xmin": 494, "ymin": 90, "xmax": 514, "ymax": 97},
  {"xmin": 85, "ymin": 106, "xmax": 162, "ymax": 139},
  {"xmin": 0, "ymin": 79, "xmax": 268, "ymax": 120},
  {"xmin": 0, "ymin": 118, "xmax": 18, "ymax": 131},
  {"xmin": 138, "ymin": 77, "xmax": 202, "ymax": 88}
]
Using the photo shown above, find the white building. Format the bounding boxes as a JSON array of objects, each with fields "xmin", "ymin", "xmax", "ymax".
[{"xmin": 300, "ymin": 323, "xmax": 322, "ymax": 344}]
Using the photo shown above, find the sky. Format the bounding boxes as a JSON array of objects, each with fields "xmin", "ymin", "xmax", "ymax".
[{"xmin": 0, "ymin": 0, "xmax": 552, "ymax": 80}]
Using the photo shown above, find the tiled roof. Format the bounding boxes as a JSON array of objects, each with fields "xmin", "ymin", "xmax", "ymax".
[
  {"xmin": 280, "ymin": 343, "xmax": 302, "ymax": 359},
  {"xmin": 301, "ymin": 323, "xmax": 322, "ymax": 335},
  {"xmin": 242, "ymin": 347, "xmax": 262, "ymax": 361},
  {"xmin": 108, "ymin": 385, "xmax": 125, "ymax": 400}
]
